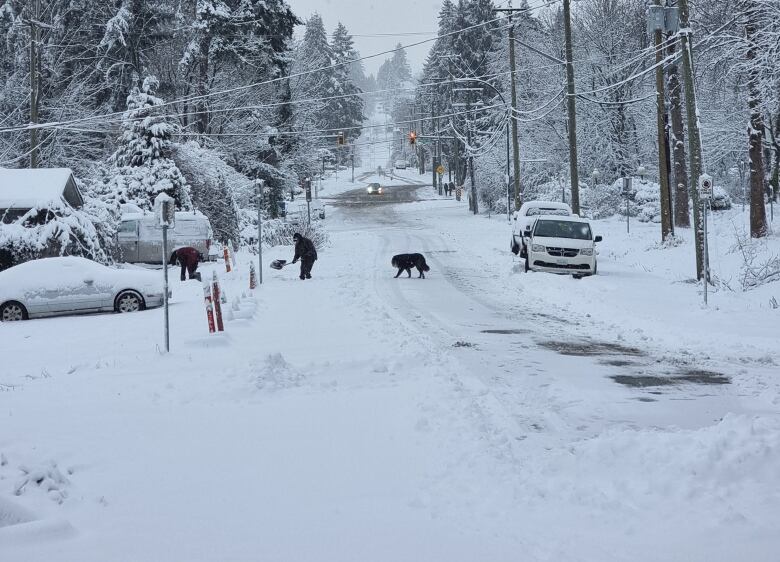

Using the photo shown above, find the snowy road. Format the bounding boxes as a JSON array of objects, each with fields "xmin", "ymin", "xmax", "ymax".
[{"xmin": 1, "ymin": 179, "xmax": 779, "ymax": 561}]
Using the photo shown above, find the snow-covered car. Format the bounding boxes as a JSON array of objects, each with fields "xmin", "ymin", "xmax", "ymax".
[
  {"xmin": 524, "ymin": 215, "xmax": 602, "ymax": 278},
  {"xmin": 511, "ymin": 200, "xmax": 572, "ymax": 257},
  {"xmin": 0, "ymin": 257, "xmax": 167, "ymax": 321},
  {"xmin": 366, "ymin": 183, "xmax": 383, "ymax": 195},
  {"xmin": 394, "ymin": 160, "xmax": 408, "ymax": 170}
]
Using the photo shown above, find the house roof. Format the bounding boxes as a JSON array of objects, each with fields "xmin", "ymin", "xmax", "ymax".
[{"xmin": 0, "ymin": 168, "xmax": 84, "ymax": 210}]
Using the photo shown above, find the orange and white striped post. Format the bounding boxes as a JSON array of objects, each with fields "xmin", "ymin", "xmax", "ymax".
[
  {"xmin": 249, "ymin": 262, "xmax": 257, "ymax": 289},
  {"xmin": 223, "ymin": 246, "xmax": 232, "ymax": 273},
  {"xmin": 228, "ymin": 240, "xmax": 238, "ymax": 270},
  {"xmin": 203, "ymin": 281, "xmax": 216, "ymax": 333},
  {"xmin": 212, "ymin": 271, "xmax": 225, "ymax": 332}
]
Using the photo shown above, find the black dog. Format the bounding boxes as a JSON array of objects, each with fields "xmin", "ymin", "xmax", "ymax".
[{"xmin": 392, "ymin": 253, "xmax": 430, "ymax": 279}]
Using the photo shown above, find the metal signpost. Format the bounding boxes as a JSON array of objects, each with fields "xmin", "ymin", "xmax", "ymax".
[
  {"xmin": 305, "ymin": 177, "xmax": 312, "ymax": 225},
  {"xmin": 154, "ymin": 193, "xmax": 175, "ymax": 352},
  {"xmin": 699, "ymin": 174, "xmax": 713, "ymax": 306},
  {"xmin": 256, "ymin": 179, "xmax": 264, "ymax": 285},
  {"xmin": 622, "ymin": 177, "xmax": 632, "ymax": 233}
]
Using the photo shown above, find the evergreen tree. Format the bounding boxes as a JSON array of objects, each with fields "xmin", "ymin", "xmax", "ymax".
[
  {"xmin": 329, "ymin": 22, "xmax": 364, "ymax": 142},
  {"xmin": 107, "ymin": 76, "xmax": 191, "ymax": 210}
]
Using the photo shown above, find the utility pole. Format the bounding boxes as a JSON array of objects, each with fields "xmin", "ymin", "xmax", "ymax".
[
  {"xmin": 677, "ymin": 0, "xmax": 705, "ymax": 279},
  {"xmin": 29, "ymin": 0, "xmax": 41, "ymax": 168},
  {"xmin": 467, "ymin": 123, "xmax": 478, "ymax": 214},
  {"xmin": 494, "ymin": 9, "xmax": 523, "ymax": 211},
  {"xmin": 667, "ymin": 37, "xmax": 690, "ymax": 228},
  {"xmin": 562, "ymin": 0, "xmax": 580, "ymax": 215},
  {"xmin": 431, "ymin": 96, "xmax": 437, "ymax": 192},
  {"xmin": 651, "ymin": 0, "xmax": 672, "ymax": 241}
]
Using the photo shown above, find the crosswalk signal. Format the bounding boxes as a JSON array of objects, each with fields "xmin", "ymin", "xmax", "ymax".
[
  {"xmin": 337, "ymin": 131, "xmax": 345, "ymax": 146},
  {"xmin": 409, "ymin": 131, "xmax": 417, "ymax": 145}
]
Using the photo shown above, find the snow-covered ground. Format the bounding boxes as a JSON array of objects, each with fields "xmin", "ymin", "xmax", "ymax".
[{"xmin": 2, "ymin": 172, "xmax": 779, "ymax": 561}]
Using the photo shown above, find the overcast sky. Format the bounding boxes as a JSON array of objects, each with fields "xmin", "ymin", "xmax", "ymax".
[{"xmin": 285, "ymin": 0, "xmax": 445, "ymax": 76}]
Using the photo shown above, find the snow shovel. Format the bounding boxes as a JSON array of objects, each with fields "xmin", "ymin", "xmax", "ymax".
[{"xmin": 270, "ymin": 259, "xmax": 291, "ymax": 270}]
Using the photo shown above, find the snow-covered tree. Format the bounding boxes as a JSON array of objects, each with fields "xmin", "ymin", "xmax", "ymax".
[{"xmin": 107, "ymin": 76, "xmax": 191, "ymax": 210}]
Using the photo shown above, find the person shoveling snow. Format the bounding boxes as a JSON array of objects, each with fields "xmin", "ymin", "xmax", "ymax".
[{"xmin": 292, "ymin": 232, "xmax": 317, "ymax": 280}]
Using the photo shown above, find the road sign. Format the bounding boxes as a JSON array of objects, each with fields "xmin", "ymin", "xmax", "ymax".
[
  {"xmin": 698, "ymin": 173, "xmax": 713, "ymax": 200},
  {"xmin": 436, "ymin": 165, "xmax": 445, "ymax": 175}
]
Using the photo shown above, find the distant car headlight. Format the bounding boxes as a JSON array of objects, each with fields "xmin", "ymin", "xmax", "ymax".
[
  {"xmin": 367, "ymin": 187, "xmax": 372, "ymax": 193},
  {"xmin": 531, "ymin": 244, "xmax": 545, "ymax": 253},
  {"xmin": 580, "ymin": 248, "xmax": 594, "ymax": 256}
]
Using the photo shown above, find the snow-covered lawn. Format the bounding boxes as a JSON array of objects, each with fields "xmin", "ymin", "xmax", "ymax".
[{"xmin": 1, "ymin": 176, "xmax": 779, "ymax": 561}]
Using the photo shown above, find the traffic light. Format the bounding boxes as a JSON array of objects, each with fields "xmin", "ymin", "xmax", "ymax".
[
  {"xmin": 409, "ymin": 131, "xmax": 417, "ymax": 145},
  {"xmin": 337, "ymin": 131, "xmax": 345, "ymax": 146}
]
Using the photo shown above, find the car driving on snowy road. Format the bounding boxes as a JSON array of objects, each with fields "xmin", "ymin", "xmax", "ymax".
[
  {"xmin": 367, "ymin": 183, "xmax": 383, "ymax": 195},
  {"xmin": 0, "ymin": 256, "xmax": 167, "ymax": 321},
  {"xmin": 524, "ymin": 215, "xmax": 602, "ymax": 278}
]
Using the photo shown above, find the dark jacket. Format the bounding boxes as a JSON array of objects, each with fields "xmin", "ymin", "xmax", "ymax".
[
  {"xmin": 171, "ymin": 246, "xmax": 201, "ymax": 267},
  {"xmin": 293, "ymin": 236, "xmax": 317, "ymax": 262}
]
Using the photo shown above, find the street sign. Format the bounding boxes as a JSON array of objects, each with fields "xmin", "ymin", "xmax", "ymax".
[
  {"xmin": 698, "ymin": 173, "xmax": 713, "ymax": 200},
  {"xmin": 154, "ymin": 192, "xmax": 175, "ymax": 228},
  {"xmin": 621, "ymin": 177, "xmax": 632, "ymax": 196},
  {"xmin": 436, "ymin": 165, "xmax": 445, "ymax": 175}
]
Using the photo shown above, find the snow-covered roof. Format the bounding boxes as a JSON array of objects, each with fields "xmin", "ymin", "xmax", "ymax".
[{"xmin": 0, "ymin": 168, "xmax": 83, "ymax": 210}]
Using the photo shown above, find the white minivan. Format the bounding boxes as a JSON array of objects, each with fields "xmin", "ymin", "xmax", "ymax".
[
  {"xmin": 511, "ymin": 200, "xmax": 572, "ymax": 257},
  {"xmin": 524, "ymin": 215, "xmax": 602, "ymax": 278},
  {"xmin": 118, "ymin": 210, "xmax": 213, "ymax": 264}
]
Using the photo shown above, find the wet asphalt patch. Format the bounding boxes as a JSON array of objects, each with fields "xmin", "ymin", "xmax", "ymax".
[
  {"xmin": 538, "ymin": 340, "xmax": 645, "ymax": 357},
  {"xmin": 676, "ymin": 369, "xmax": 730, "ymax": 385},
  {"xmin": 611, "ymin": 375, "xmax": 676, "ymax": 388},
  {"xmin": 611, "ymin": 369, "xmax": 730, "ymax": 388},
  {"xmin": 481, "ymin": 328, "xmax": 530, "ymax": 335}
]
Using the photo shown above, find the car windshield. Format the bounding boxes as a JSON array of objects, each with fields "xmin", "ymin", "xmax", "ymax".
[
  {"xmin": 527, "ymin": 207, "xmax": 569, "ymax": 217},
  {"xmin": 534, "ymin": 219, "xmax": 592, "ymax": 240}
]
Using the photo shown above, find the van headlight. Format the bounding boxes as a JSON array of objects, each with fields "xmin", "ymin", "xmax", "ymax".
[
  {"xmin": 580, "ymin": 248, "xmax": 594, "ymax": 256},
  {"xmin": 531, "ymin": 244, "xmax": 545, "ymax": 253}
]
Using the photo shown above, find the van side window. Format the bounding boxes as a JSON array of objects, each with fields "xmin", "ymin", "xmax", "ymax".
[{"xmin": 119, "ymin": 220, "xmax": 138, "ymax": 234}]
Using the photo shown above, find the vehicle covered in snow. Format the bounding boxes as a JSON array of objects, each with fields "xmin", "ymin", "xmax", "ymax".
[
  {"xmin": 511, "ymin": 200, "xmax": 572, "ymax": 257},
  {"xmin": 524, "ymin": 215, "xmax": 602, "ymax": 278},
  {"xmin": 394, "ymin": 160, "xmax": 408, "ymax": 170},
  {"xmin": 0, "ymin": 256, "xmax": 167, "ymax": 321},
  {"xmin": 118, "ymin": 206, "xmax": 213, "ymax": 264}
]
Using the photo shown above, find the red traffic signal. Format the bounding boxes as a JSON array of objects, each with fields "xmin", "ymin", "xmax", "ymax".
[{"xmin": 409, "ymin": 131, "xmax": 417, "ymax": 145}]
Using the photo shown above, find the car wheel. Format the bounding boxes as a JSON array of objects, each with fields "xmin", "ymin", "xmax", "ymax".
[
  {"xmin": 115, "ymin": 291, "xmax": 145, "ymax": 313},
  {"xmin": 0, "ymin": 301, "xmax": 28, "ymax": 321},
  {"xmin": 572, "ymin": 274, "xmax": 582, "ymax": 280},
  {"xmin": 524, "ymin": 255, "xmax": 530, "ymax": 273}
]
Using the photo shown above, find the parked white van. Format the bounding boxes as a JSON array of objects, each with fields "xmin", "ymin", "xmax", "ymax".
[
  {"xmin": 118, "ymin": 209, "xmax": 213, "ymax": 264},
  {"xmin": 524, "ymin": 215, "xmax": 602, "ymax": 278}
]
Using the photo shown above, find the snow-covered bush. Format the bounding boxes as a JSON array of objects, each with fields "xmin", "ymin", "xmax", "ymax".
[
  {"xmin": 581, "ymin": 182, "xmax": 623, "ymax": 219},
  {"xmin": 732, "ymin": 227, "xmax": 780, "ymax": 290},
  {"xmin": 632, "ymin": 179, "xmax": 661, "ymax": 223},
  {"xmin": 0, "ymin": 203, "xmax": 111, "ymax": 270},
  {"xmin": 711, "ymin": 185, "xmax": 733, "ymax": 211},
  {"xmin": 238, "ymin": 210, "xmax": 328, "ymax": 251}
]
